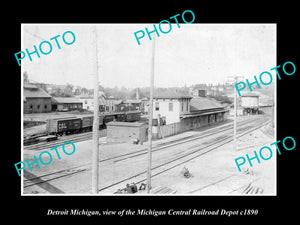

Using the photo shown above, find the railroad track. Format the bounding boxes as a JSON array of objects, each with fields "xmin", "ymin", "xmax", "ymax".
[
  {"xmin": 23, "ymin": 115, "xmax": 270, "ymax": 192},
  {"xmin": 23, "ymin": 129, "xmax": 107, "ymax": 151},
  {"xmin": 102, "ymin": 119, "xmax": 271, "ymax": 193}
]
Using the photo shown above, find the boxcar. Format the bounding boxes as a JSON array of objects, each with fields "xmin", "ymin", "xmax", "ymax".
[
  {"xmin": 125, "ymin": 112, "xmax": 141, "ymax": 122},
  {"xmin": 116, "ymin": 113, "xmax": 126, "ymax": 122},
  {"xmin": 79, "ymin": 115, "xmax": 105, "ymax": 131},
  {"xmin": 81, "ymin": 115, "xmax": 93, "ymax": 132},
  {"xmin": 103, "ymin": 115, "xmax": 115, "ymax": 126},
  {"xmin": 46, "ymin": 117, "xmax": 82, "ymax": 136},
  {"xmin": 58, "ymin": 118, "xmax": 82, "ymax": 134}
]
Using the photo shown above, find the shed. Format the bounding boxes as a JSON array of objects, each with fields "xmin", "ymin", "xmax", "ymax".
[
  {"xmin": 52, "ymin": 97, "xmax": 83, "ymax": 111},
  {"xmin": 106, "ymin": 121, "xmax": 148, "ymax": 143}
]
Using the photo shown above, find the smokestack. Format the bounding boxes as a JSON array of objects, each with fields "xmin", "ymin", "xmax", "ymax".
[{"xmin": 136, "ymin": 88, "xmax": 140, "ymax": 100}]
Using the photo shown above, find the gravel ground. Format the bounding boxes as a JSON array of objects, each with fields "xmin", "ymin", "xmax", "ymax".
[{"xmin": 147, "ymin": 123, "xmax": 276, "ymax": 195}]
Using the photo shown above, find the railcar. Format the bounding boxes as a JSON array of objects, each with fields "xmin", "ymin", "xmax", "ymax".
[{"xmin": 46, "ymin": 111, "xmax": 141, "ymax": 136}]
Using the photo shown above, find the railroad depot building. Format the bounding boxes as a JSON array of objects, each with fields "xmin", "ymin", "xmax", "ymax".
[
  {"xmin": 23, "ymin": 84, "xmax": 52, "ymax": 113},
  {"xmin": 152, "ymin": 90, "xmax": 229, "ymax": 139}
]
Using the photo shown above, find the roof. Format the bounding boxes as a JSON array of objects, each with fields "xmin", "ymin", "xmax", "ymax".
[
  {"xmin": 113, "ymin": 100, "xmax": 123, "ymax": 105},
  {"xmin": 24, "ymin": 86, "xmax": 52, "ymax": 98},
  {"xmin": 52, "ymin": 97, "xmax": 83, "ymax": 104},
  {"xmin": 190, "ymin": 96, "xmax": 224, "ymax": 112},
  {"xmin": 182, "ymin": 109, "xmax": 229, "ymax": 118},
  {"xmin": 24, "ymin": 84, "xmax": 38, "ymax": 89},
  {"xmin": 106, "ymin": 121, "xmax": 147, "ymax": 127},
  {"xmin": 153, "ymin": 92, "xmax": 192, "ymax": 99},
  {"xmin": 241, "ymin": 92, "xmax": 260, "ymax": 97},
  {"xmin": 124, "ymin": 99, "xmax": 142, "ymax": 104}
]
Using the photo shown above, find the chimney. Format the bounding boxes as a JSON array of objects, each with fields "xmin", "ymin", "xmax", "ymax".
[{"xmin": 198, "ymin": 89, "xmax": 206, "ymax": 97}]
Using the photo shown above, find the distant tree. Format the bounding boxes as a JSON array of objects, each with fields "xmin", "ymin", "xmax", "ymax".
[
  {"xmin": 65, "ymin": 83, "xmax": 74, "ymax": 95},
  {"xmin": 23, "ymin": 71, "xmax": 29, "ymax": 83}
]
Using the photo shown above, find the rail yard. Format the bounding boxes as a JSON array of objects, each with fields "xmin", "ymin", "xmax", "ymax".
[{"xmin": 23, "ymin": 111, "xmax": 275, "ymax": 195}]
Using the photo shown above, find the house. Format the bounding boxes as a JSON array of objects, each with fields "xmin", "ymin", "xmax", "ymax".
[
  {"xmin": 23, "ymin": 84, "xmax": 52, "ymax": 113},
  {"xmin": 52, "ymin": 97, "xmax": 83, "ymax": 111},
  {"xmin": 76, "ymin": 93, "xmax": 118, "ymax": 113},
  {"xmin": 77, "ymin": 96, "xmax": 94, "ymax": 111}
]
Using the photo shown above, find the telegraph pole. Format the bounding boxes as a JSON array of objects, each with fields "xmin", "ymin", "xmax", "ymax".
[
  {"xmin": 228, "ymin": 76, "xmax": 244, "ymax": 150},
  {"xmin": 92, "ymin": 26, "xmax": 100, "ymax": 194},
  {"xmin": 147, "ymin": 37, "xmax": 155, "ymax": 193},
  {"xmin": 233, "ymin": 77, "xmax": 237, "ymax": 150}
]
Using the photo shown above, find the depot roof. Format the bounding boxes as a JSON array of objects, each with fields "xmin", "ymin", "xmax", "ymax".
[{"xmin": 190, "ymin": 96, "xmax": 225, "ymax": 112}]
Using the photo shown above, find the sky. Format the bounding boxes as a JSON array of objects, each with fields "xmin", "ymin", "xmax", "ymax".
[{"xmin": 22, "ymin": 24, "xmax": 276, "ymax": 89}]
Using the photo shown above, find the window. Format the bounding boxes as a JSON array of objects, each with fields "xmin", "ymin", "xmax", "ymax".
[
  {"xmin": 44, "ymin": 105, "xmax": 47, "ymax": 109},
  {"xmin": 169, "ymin": 102, "xmax": 173, "ymax": 111},
  {"xmin": 181, "ymin": 102, "xmax": 184, "ymax": 112},
  {"xmin": 30, "ymin": 105, "xmax": 33, "ymax": 109},
  {"xmin": 85, "ymin": 100, "xmax": 87, "ymax": 104},
  {"xmin": 37, "ymin": 105, "xmax": 40, "ymax": 109},
  {"xmin": 155, "ymin": 102, "xmax": 159, "ymax": 111}
]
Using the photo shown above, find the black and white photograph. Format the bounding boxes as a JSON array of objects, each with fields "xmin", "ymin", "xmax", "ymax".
[{"xmin": 21, "ymin": 24, "xmax": 276, "ymax": 195}]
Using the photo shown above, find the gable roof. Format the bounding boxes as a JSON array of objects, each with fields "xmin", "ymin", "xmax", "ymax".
[
  {"xmin": 52, "ymin": 97, "xmax": 82, "ymax": 104},
  {"xmin": 24, "ymin": 86, "xmax": 52, "ymax": 98},
  {"xmin": 190, "ymin": 96, "xmax": 224, "ymax": 112}
]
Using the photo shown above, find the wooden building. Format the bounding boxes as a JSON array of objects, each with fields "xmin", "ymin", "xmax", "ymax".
[
  {"xmin": 106, "ymin": 121, "xmax": 148, "ymax": 143},
  {"xmin": 23, "ymin": 84, "xmax": 52, "ymax": 113},
  {"xmin": 52, "ymin": 97, "xmax": 83, "ymax": 111}
]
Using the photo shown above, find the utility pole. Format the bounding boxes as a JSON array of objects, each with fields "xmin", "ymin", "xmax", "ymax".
[
  {"xmin": 147, "ymin": 37, "xmax": 155, "ymax": 193},
  {"xmin": 92, "ymin": 26, "xmax": 100, "ymax": 194},
  {"xmin": 228, "ymin": 76, "xmax": 244, "ymax": 150}
]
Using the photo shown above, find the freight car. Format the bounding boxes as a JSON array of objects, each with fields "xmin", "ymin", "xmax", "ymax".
[
  {"xmin": 46, "ymin": 111, "xmax": 141, "ymax": 136},
  {"xmin": 46, "ymin": 117, "xmax": 83, "ymax": 136},
  {"xmin": 241, "ymin": 92, "xmax": 259, "ymax": 115}
]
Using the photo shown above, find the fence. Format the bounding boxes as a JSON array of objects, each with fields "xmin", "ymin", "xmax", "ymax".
[{"xmin": 157, "ymin": 122, "xmax": 182, "ymax": 139}]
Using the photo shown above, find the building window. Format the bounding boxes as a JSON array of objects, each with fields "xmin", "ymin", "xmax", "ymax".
[
  {"xmin": 181, "ymin": 102, "xmax": 184, "ymax": 112},
  {"xmin": 85, "ymin": 100, "xmax": 87, "ymax": 104},
  {"xmin": 30, "ymin": 105, "xmax": 33, "ymax": 109},
  {"xmin": 37, "ymin": 105, "xmax": 40, "ymax": 109},
  {"xmin": 169, "ymin": 102, "xmax": 173, "ymax": 111},
  {"xmin": 186, "ymin": 101, "xmax": 189, "ymax": 111},
  {"xmin": 155, "ymin": 102, "xmax": 159, "ymax": 111},
  {"xmin": 44, "ymin": 105, "xmax": 47, "ymax": 109}
]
